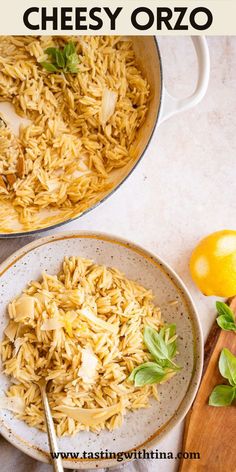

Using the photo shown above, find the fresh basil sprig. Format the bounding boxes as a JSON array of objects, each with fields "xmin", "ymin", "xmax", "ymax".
[
  {"xmin": 129, "ymin": 362, "xmax": 169, "ymax": 387},
  {"xmin": 160, "ymin": 323, "xmax": 178, "ymax": 360},
  {"xmin": 219, "ymin": 347, "xmax": 236, "ymax": 386},
  {"xmin": 40, "ymin": 42, "xmax": 80, "ymax": 74},
  {"xmin": 216, "ymin": 301, "xmax": 236, "ymax": 332},
  {"xmin": 209, "ymin": 385, "xmax": 235, "ymax": 407},
  {"xmin": 209, "ymin": 348, "xmax": 236, "ymax": 407},
  {"xmin": 129, "ymin": 325, "xmax": 181, "ymax": 387}
]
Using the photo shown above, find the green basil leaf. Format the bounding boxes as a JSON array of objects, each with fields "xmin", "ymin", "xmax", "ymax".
[
  {"xmin": 209, "ymin": 384, "xmax": 235, "ymax": 407},
  {"xmin": 134, "ymin": 369, "xmax": 165, "ymax": 387},
  {"xmin": 43, "ymin": 44, "xmax": 79, "ymax": 75},
  {"xmin": 216, "ymin": 302, "xmax": 235, "ymax": 322},
  {"xmin": 219, "ymin": 348, "xmax": 236, "ymax": 386},
  {"xmin": 160, "ymin": 323, "xmax": 176, "ymax": 339},
  {"xmin": 55, "ymin": 50, "xmax": 65, "ymax": 68},
  {"xmin": 68, "ymin": 66, "xmax": 79, "ymax": 74},
  {"xmin": 66, "ymin": 53, "xmax": 79, "ymax": 73},
  {"xmin": 159, "ymin": 358, "xmax": 182, "ymax": 371},
  {"xmin": 129, "ymin": 362, "xmax": 167, "ymax": 387},
  {"xmin": 167, "ymin": 342, "xmax": 177, "ymax": 359},
  {"xmin": 128, "ymin": 362, "xmax": 160, "ymax": 381},
  {"xmin": 44, "ymin": 47, "xmax": 58, "ymax": 60},
  {"xmin": 160, "ymin": 323, "xmax": 177, "ymax": 359},
  {"xmin": 129, "ymin": 326, "xmax": 181, "ymax": 387},
  {"xmin": 144, "ymin": 326, "xmax": 169, "ymax": 362},
  {"xmin": 40, "ymin": 62, "xmax": 58, "ymax": 73},
  {"xmin": 217, "ymin": 316, "xmax": 236, "ymax": 332},
  {"xmin": 63, "ymin": 42, "xmax": 76, "ymax": 58}
]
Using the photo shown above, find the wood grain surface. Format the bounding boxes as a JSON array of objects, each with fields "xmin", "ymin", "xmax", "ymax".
[{"xmin": 178, "ymin": 299, "xmax": 236, "ymax": 472}]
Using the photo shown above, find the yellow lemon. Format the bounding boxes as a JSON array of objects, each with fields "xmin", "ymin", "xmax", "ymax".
[{"xmin": 190, "ymin": 230, "xmax": 236, "ymax": 297}]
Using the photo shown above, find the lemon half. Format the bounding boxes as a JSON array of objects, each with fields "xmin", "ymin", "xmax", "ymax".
[{"xmin": 190, "ymin": 230, "xmax": 236, "ymax": 297}]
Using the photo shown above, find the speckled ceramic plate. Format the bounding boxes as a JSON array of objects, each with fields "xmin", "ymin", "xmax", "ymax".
[{"xmin": 0, "ymin": 232, "xmax": 203, "ymax": 469}]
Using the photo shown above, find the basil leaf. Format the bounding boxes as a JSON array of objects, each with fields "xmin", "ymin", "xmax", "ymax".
[
  {"xmin": 144, "ymin": 326, "xmax": 169, "ymax": 362},
  {"xmin": 134, "ymin": 369, "xmax": 166, "ymax": 387},
  {"xmin": 66, "ymin": 53, "xmax": 79, "ymax": 73},
  {"xmin": 219, "ymin": 348, "xmax": 236, "ymax": 386},
  {"xmin": 129, "ymin": 362, "xmax": 166, "ymax": 387},
  {"xmin": 45, "ymin": 47, "xmax": 58, "ymax": 60},
  {"xmin": 40, "ymin": 62, "xmax": 58, "ymax": 73},
  {"xmin": 55, "ymin": 50, "xmax": 65, "ymax": 68},
  {"xmin": 160, "ymin": 323, "xmax": 177, "ymax": 359},
  {"xmin": 160, "ymin": 323, "xmax": 176, "ymax": 340},
  {"xmin": 217, "ymin": 316, "xmax": 236, "ymax": 332},
  {"xmin": 209, "ymin": 384, "xmax": 235, "ymax": 407},
  {"xmin": 42, "ymin": 43, "xmax": 79, "ymax": 75},
  {"xmin": 216, "ymin": 302, "xmax": 235, "ymax": 321},
  {"xmin": 68, "ymin": 66, "xmax": 79, "ymax": 74},
  {"xmin": 129, "ymin": 362, "xmax": 159, "ymax": 381},
  {"xmin": 129, "ymin": 326, "xmax": 181, "ymax": 387},
  {"xmin": 64, "ymin": 42, "xmax": 76, "ymax": 58},
  {"xmin": 160, "ymin": 358, "xmax": 182, "ymax": 371}
]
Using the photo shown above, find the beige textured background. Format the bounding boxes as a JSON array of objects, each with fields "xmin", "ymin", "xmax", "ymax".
[{"xmin": 0, "ymin": 36, "xmax": 236, "ymax": 471}]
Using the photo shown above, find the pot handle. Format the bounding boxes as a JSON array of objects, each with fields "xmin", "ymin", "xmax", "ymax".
[{"xmin": 158, "ymin": 37, "xmax": 210, "ymax": 125}]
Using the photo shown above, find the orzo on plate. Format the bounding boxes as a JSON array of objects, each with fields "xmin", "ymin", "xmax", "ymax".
[{"xmin": 0, "ymin": 256, "xmax": 170, "ymax": 437}]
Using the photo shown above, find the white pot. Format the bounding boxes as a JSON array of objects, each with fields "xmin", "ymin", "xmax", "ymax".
[{"xmin": 0, "ymin": 37, "xmax": 210, "ymax": 237}]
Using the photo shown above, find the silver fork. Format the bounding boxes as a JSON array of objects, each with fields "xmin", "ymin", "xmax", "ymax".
[{"xmin": 37, "ymin": 378, "xmax": 64, "ymax": 472}]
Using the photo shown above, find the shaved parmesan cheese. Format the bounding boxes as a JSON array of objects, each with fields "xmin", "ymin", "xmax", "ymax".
[
  {"xmin": 63, "ymin": 311, "xmax": 78, "ymax": 336},
  {"xmin": 34, "ymin": 292, "xmax": 51, "ymax": 306},
  {"xmin": 71, "ymin": 169, "xmax": 90, "ymax": 179},
  {"xmin": 80, "ymin": 307, "xmax": 116, "ymax": 333},
  {"xmin": 4, "ymin": 321, "xmax": 19, "ymax": 342},
  {"xmin": 46, "ymin": 179, "xmax": 60, "ymax": 192},
  {"xmin": 100, "ymin": 88, "xmax": 117, "ymax": 128},
  {"xmin": 0, "ymin": 396, "xmax": 25, "ymax": 414},
  {"xmin": 14, "ymin": 295, "xmax": 35, "ymax": 322},
  {"xmin": 41, "ymin": 318, "xmax": 64, "ymax": 331},
  {"xmin": 78, "ymin": 347, "xmax": 98, "ymax": 384},
  {"xmin": 67, "ymin": 289, "xmax": 85, "ymax": 306},
  {"xmin": 56, "ymin": 402, "xmax": 121, "ymax": 426},
  {"xmin": 78, "ymin": 160, "xmax": 90, "ymax": 172},
  {"xmin": 41, "ymin": 311, "xmax": 78, "ymax": 333},
  {"xmin": 13, "ymin": 337, "xmax": 25, "ymax": 355},
  {"xmin": 65, "ymin": 311, "xmax": 78, "ymax": 323}
]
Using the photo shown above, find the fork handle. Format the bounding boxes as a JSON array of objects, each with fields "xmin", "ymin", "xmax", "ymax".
[{"xmin": 40, "ymin": 386, "xmax": 64, "ymax": 472}]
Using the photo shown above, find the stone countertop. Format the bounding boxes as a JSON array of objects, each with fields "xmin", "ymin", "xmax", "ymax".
[{"xmin": 0, "ymin": 36, "xmax": 236, "ymax": 472}]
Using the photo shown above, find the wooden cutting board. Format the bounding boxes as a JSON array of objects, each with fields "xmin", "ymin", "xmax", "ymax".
[{"xmin": 178, "ymin": 298, "xmax": 236, "ymax": 472}]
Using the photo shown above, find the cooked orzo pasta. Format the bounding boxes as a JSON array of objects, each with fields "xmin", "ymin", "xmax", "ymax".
[
  {"xmin": 1, "ymin": 256, "xmax": 166, "ymax": 436},
  {"xmin": 0, "ymin": 36, "xmax": 150, "ymax": 233}
]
